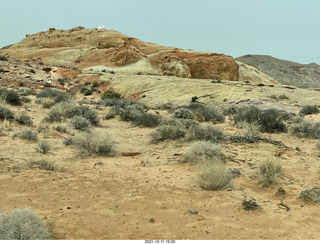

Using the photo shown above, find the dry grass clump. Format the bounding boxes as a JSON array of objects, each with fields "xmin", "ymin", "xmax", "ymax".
[
  {"xmin": 239, "ymin": 121, "xmax": 260, "ymax": 142},
  {"xmin": 299, "ymin": 188, "xmax": 320, "ymax": 203},
  {"xmin": 198, "ymin": 160, "xmax": 232, "ymax": 190},
  {"xmin": 12, "ymin": 128, "xmax": 38, "ymax": 141},
  {"xmin": 72, "ymin": 130, "xmax": 119, "ymax": 156},
  {"xmin": 187, "ymin": 124, "xmax": 225, "ymax": 142},
  {"xmin": 0, "ymin": 208, "xmax": 52, "ymax": 240},
  {"xmin": 35, "ymin": 141, "xmax": 51, "ymax": 154},
  {"xmin": 256, "ymin": 156, "xmax": 282, "ymax": 187},
  {"xmin": 184, "ymin": 141, "xmax": 225, "ymax": 165},
  {"xmin": 40, "ymin": 98, "xmax": 56, "ymax": 108},
  {"xmin": 15, "ymin": 114, "xmax": 33, "ymax": 126},
  {"xmin": 29, "ymin": 158, "xmax": 62, "ymax": 171}
]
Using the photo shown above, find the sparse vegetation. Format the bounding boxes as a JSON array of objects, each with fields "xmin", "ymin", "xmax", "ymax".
[
  {"xmin": 40, "ymin": 98, "xmax": 56, "ymax": 108},
  {"xmin": 299, "ymin": 188, "xmax": 320, "ymax": 203},
  {"xmin": 72, "ymin": 130, "xmax": 119, "ymax": 156},
  {"xmin": 35, "ymin": 141, "xmax": 51, "ymax": 154},
  {"xmin": 0, "ymin": 208, "xmax": 52, "ymax": 240},
  {"xmin": 289, "ymin": 120, "xmax": 320, "ymax": 139},
  {"xmin": 15, "ymin": 114, "xmax": 33, "ymax": 126},
  {"xmin": 30, "ymin": 158, "xmax": 61, "ymax": 171},
  {"xmin": 150, "ymin": 124, "xmax": 187, "ymax": 144},
  {"xmin": 36, "ymin": 88, "xmax": 71, "ymax": 103},
  {"xmin": 179, "ymin": 103, "xmax": 225, "ymax": 123},
  {"xmin": 256, "ymin": 156, "xmax": 282, "ymax": 187},
  {"xmin": 13, "ymin": 128, "xmax": 38, "ymax": 141},
  {"xmin": 69, "ymin": 116, "xmax": 91, "ymax": 131},
  {"xmin": 132, "ymin": 113, "xmax": 161, "ymax": 128},
  {"xmin": 173, "ymin": 108, "xmax": 194, "ymax": 120},
  {"xmin": 184, "ymin": 141, "xmax": 225, "ymax": 165},
  {"xmin": 187, "ymin": 124, "xmax": 225, "ymax": 142},
  {"xmin": 101, "ymin": 90, "xmax": 121, "ymax": 99},
  {"xmin": 239, "ymin": 121, "xmax": 260, "ymax": 142},
  {"xmin": 300, "ymin": 105, "xmax": 319, "ymax": 115},
  {"xmin": 198, "ymin": 160, "xmax": 232, "ymax": 190},
  {"xmin": 0, "ymin": 88, "xmax": 22, "ymax": 105},
  {"xmin": 0, "ymin": 104, "xmax": 14, "ymax": 120}
]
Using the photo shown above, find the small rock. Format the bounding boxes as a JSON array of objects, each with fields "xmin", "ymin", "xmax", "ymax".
[
  {"xmin": 66, "ymin": 206, "xmax": 71, "ymax": 210},
  {"xmin": 149, "ymin": 218, "xmax": 155, "ymax": 223},
  {"xmin": 189, "ymin": 209, "xmax": 198, "ymax": 214}
]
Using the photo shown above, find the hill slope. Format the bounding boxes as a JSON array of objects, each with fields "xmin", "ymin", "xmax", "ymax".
[{"xmin": 236, "ymin": 55, "xmax": 320, "ymax": 88}]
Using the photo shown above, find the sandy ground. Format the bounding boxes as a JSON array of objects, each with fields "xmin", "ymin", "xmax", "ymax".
[{"xmin": 1, "ymin": 95, "xmax": 320, "ymax": 240}]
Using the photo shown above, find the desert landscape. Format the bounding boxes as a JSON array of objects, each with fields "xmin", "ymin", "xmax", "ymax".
[{"xmin": 1, "ymin": 26, "xmax": 320, "ymax": 240}]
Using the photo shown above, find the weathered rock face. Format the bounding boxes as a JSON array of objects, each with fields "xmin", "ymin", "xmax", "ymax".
[
  {"xmin": 150, "ymin": 50, "xmax": 239, "ymax": 80},
  {"xmin": 3, "ymin": 26, "xmax": 239, "ymax": 80}
]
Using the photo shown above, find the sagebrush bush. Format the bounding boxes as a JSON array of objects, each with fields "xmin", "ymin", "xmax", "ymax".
[
  {"xmin": 54, "ymin": 124, "xmax": 73, "ymax": 135},
  {"xmin": 256, "ymin": 156, "xmax": 282, "ymax": 187},
  {"xmin": 40, "ymin": 98, "xmax": 56, "ymax": 108},
  {"xmin": 44, "ymin": 101, "xmax": 76, "ymax": 123},
  {"xmin": 198, "ymin": 160, "xmax": 232, "ymax": 190},
  {"xmin": 100, "ymin": 90, "xmax": 121, "ymax": 99},
  {"xmin": 184, "ymin": 141, "xmax": 225, "ymax": 165},
  {"xmin": 0, "ymin": 88, "xmax": 22, "ymax": 106},
  {"xmin": 67, "ymin": 106, "xmax": 100, "ymax": 126},
  {"xmin": 72, "ymin": 130, "xmax": 119, "ymax": 156},
  {"xmin": 132, "ymin": 113, "xmax": 161, "ymax": 128},
  {"xmin": 30, "ymin": 158, "xmax": 61, "ymax": 171},
  {"xmin": 239, "ymin": 121, "xmax": 260, "ymax": 142},
  {"xmin": 69, "ymin": 116, "xmax": 91, "ymax": 131},
  {"xmin": 173, "ymin": 108, "xmax": 194, "ymax": 120},
  {"xmin": 0, "ymin": 208, "xmax": 52, "ymax": 240},
  {"xmin": 289, "ymin": 120, "xmax": 320, "ymax": 139},
  {"xmin": 117, "ymin": 104, "xmax": 145, "ymax": 122},
  {"xmin": 15, "ymin": 114, "xmax": 33, "ymax": 126},
  {"xmin": 180, "ymin": 103, "xmax": 225, "ymax": 122},
  {"xmin": 36, "ymin": 88, "xmax": 71, "ymax": 103},
  {"xmin": 187, "ymin": 124, "xmax": 225, "ymax": 142},
  {"xmin": 35, "ymin": 141, "xmax": 51, "ymax": 154},
  {"xmin": 300, "ymin": 105, "xmax": 319, "ymax": 115},
  {"xmin": 150, "ymin": 124, "xmax": 187, "ymax": 144},
  {"xmin": 232, "ymin": 106, "xmax": 260, "ymax": 124},
  {"xmin": 0, "ymin": 104, "xmax": 14, "ymax": 120},
  {"xmin": 299, "ymin": 188, "xmax": 320, "ymax": 203},
  {"xmin": 13, "ymin": 128, "xmax": 38, "ymax": 141}
]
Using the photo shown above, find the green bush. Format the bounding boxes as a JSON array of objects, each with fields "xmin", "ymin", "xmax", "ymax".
[
  {"xmin": 187, "ymin": 124, "xmax": 225, "ymax": 142},
  {"xmin": 72, "ymin": 130, "xmax": 119, "ymax": 156},
  {"xmin": 184, "ymin": 141, "xmax": 225, "ymax": 165},
  {"xmin": 256, "ymin": 156, "xmax": 282, "ymax": 187},
  {"xmin": 69, "ymin": 116, "xmax": 91, "ymax": 131},
  {"xmin": 180, "ymin": 103, "xmax": 225, "ymax": 123},
  {"xmin": 0, "ymin": 104, "xmax": 14, "ymax": 120},
  {"xmin": 232, "ymin": 106, "xmax": 260, "ymax": 124},
  {"xmin": 173, "ymin": 108, "xmax": 194, "ymax": 120},
  {"xmin": 101, "ymin": 90, "xmax": 121, "ymax": 99},
  {"xmin": 15, "ymin": 114, "xmax": 33, "ymax": 126},
  {"xmin": 35, "ymin": 141, "xmax": 51, "ymax": 154},
  {"xmin": 0, "ymin": 208, "xmax": 52, "ymax": 240},
  {"xmin": 67, "ymin": 106, "xmax": 100, "ymax": 126},
  {"xmin": 44, "ymin": 101, "xmax": 76, "ymax": 123},
  {"xmin": 289, "ymin": 120, "xmax": 320, "ymax": 139},
  {"xmin": 132, "ymin": 113, "xmax": 161, "ymax": 128},
  {"xmin": 117, "ymin": 104, "xmax": 145, "ymax": 122},
  {"xmin": 300, "ymin": 105, "xmax": 319, "ymax": 115},
  {"xmin": 13, "ymin": 129, "xmax": 38, "ymax": 141}
]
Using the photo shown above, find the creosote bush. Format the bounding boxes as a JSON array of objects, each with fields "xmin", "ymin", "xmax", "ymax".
[
  {"xmin": 0, "ymin": 208, "xmax": 52, "ymax": 240},
  {"xmin": 72, "ymin": 130, "xmax": 119, "ymax": 156},
  {"xmin": 256, "ymin": 156, "xmax": 282, "ymax": 187},
  {"xmin": 184, "ymin": 141, "xmax": 225, "ymax": 165}
]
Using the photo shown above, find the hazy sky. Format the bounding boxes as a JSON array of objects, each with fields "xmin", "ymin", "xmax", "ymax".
[{"xmin": 1, "ymin": 0, "xmax": 319, "ymax": 64}]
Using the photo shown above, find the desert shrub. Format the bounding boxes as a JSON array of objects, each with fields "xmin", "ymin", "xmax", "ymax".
[
  {"xmin": 187, "ymin": 124, "xmax": 225, "ymax": 142},
  {"xmin": 259, "ymin": 109, "xmax": 286, "ymax": 133},
  {"xmin": 179, "ymin": 118, "xmax": 200, "ymax": 129},
  {"xmin": 232, "ymin": 106, "xmax": 261, "ymax": 124},
  {"xmin": 256, "ymin": 156, "xmax": 282, "ymax": 187},
  {"xmin": 223, "ymin": 106, "xmax": 239, "ymax": 116},
  {"xmin": 289, "ymin": 120, "xmax": 320, "ymax": 139},
  {"xmin": 117, "ymin": 104, "xmax": 145, "ymax": 122},
  {"xmin": 132, "ymin": 113, "xmax": 161, "ymax": 128},
  {"xmin": 242, "ymin": 199, "xmax": 261, "ymax": 211},
  {"xmin": 299, "ymin": 188, "xmax": 320, "ymax": 203},
  {"xmin": 69, "ymin": 116, "xmax": 91, "ymax": 131},
  {"xmin": 63, "ymin": 137, "xmax": 73, "ymax": 146},
  {"xmin": 198, "ymin": 160, "xmax": 232, "ymax": 190},
  {"xmin": 150, "ymin": 124, "xmax": 187, "ymax": 144},
  {"xmin": 0, "ymin": 104, "xmax": 14, "ymax": 120},
  {"xmin": 180, "ymin": 103, "xmax": 225, "ymax": 123},
  {"xmin": 156, "ymin": 102, "xmax": 174, "ymax": 111},
  {"xmin": 67, "ymin": 106, "xmax": 100, "ymax": 126},
  {"xmin": 104, "ymin": 107, "xmax": 116, "ymax": 120},
  {"xmin": 300, "ymin": 105, "xmax": 319, "ymax": 115},
  {"xmin": 0, "ymin": 208, "xmax": 52, "ymax": 240},
  {"xmin": 35, "ymin": 141, "xmax": 51, "ymax": 154},
  {"xmin": 316, "ymin": 140, "xmax": 320, "ymax": 150},
  {"xmin": 173, "ymin": 108, "xmax": 194, "ymax": 120},
  {"xmin": 54, "ymin": 124, "xmax": 73, "ymax": 134},
  {"xmin": 101, "ymin": 90, "xmax": 121, "ymax": 99},
  {"xmin": 37, "ymin": 122, "xmax": 51, "ymax": 136},
  {"xmin": 239, "ymin": 121, "xmax": 260, "ymax": 142},
  {"xmin": 44, "ymin": 101, "xmax": 76, "ymax": 123},
  {"xmin": 184, "ymin": 141, "xmax": 225, "ymax": 165},
  {"xmin": 20, "ymin": 97, "xmax": 31, "ymax": 103},
  {"xmin": 40, "ymin": 98, "xmax": 56, "ymax": 108},
  {"xmin": 0, "ymin": 56, "xmax": 8, "ymax": 61},
  {"xmin": 30, "ymin": 158, "xmax": 61, "ymax": 171},
  {"xmin": 15, "ymin": 114, "xmax": 33, "ymax": 126},
  {"xmin": 13, "ymin": 128, "xmax": 38, "ymax": 141},
  {"xmin": 36, "ymin": 88, "xmax": 70, "ymax": 103},
  {"xmin": 0, "ymin": 88, "xmax": 22, "ymax": 105},
  {"xmin": 72, "ymin": 130, "xmax": 119, "ymax": 156}
]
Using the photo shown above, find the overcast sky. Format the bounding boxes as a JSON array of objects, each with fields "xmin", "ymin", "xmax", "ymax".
[{"xmin": 1, "ymin": 0, "xmax": 319, "ymax": 64}]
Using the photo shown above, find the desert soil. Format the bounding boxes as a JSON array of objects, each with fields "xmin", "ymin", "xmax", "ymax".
[{"xmin": 1, "ymin": 96, "xmax": 320, "ymax": 240}]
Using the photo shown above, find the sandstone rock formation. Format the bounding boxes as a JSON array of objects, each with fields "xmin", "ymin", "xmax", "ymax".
[{"xmin": 2, "ymin": 26, "xmax": 239, "ymax": 81}]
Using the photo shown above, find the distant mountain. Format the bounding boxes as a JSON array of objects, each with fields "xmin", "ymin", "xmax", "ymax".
[{"xmin": 236, "ymin": 55, "xmax": 320, "ymax": 88}]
